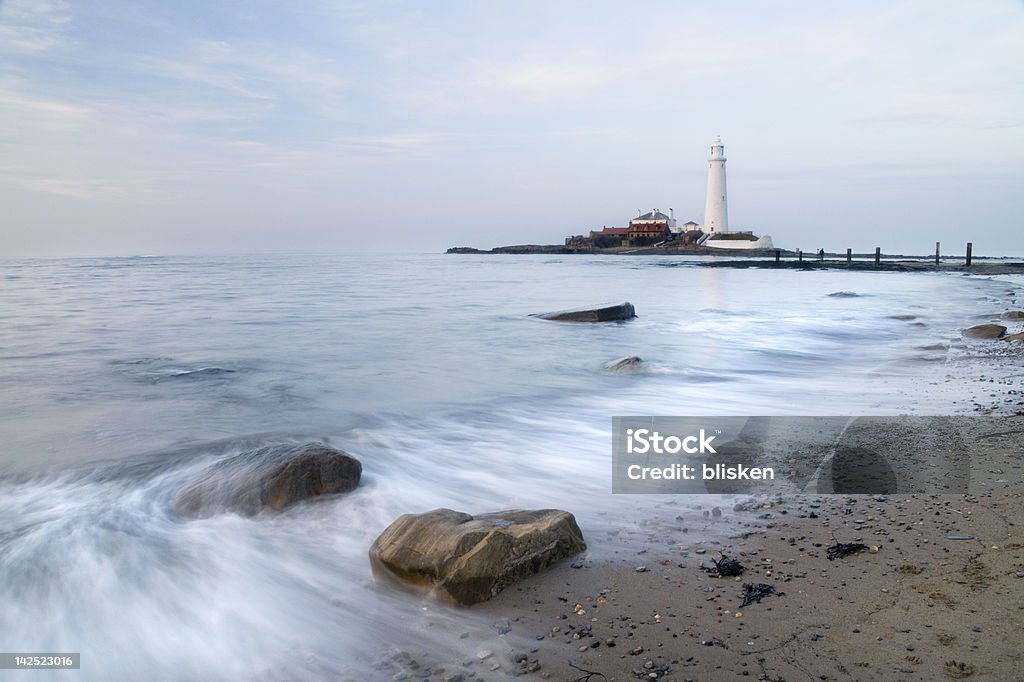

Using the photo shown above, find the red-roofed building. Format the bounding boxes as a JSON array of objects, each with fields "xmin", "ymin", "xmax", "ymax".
[
  {"xmin": 626, "ymin": 209, "xmax": 673, "ymax": 246},
  {"xmin": 588, "ymin": 226, "xmax": 630, "ymax": 248}
]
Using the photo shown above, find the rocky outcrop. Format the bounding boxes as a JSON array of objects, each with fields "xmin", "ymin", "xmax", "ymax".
[
  {"xmin": 173, "ymin": 443, "xmax": 361, "ymax": 518},
  {"xmin": 963, "ymin": 324, "xmax": 1007, "ymax": 339},
  {"xmin": 604, "ymin": 356, "xmax": 644, "ymax": 372},
  {"xmin": 446, "ymin": 245, "xmax": 571, "ymax": 254},
  {"xmin": 369, "ymin": 508, "xmax": 586, "ymax": 606},
  {"xmin": 535, "ymin": 302, "xmax": 636, "ymax": 323}
]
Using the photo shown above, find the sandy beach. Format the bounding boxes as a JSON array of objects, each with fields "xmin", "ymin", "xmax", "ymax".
[
  {"xmin": 482, "ymin": 478, "xmax": 1023, "ymax": 681},
  {"xmin": 376, "ymin": 418, "xmax": 1024, "ymax": 681},
  {"xmin": 372, "ymin": 413, "xmax": 1024, "ymax": 682}
]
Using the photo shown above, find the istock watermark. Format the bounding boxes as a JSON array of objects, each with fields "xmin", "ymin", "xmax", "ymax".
[
  {"xmin": 612, "ymin": 416, "xmax": 976, "ymax": 494},
  {"xmin": 625, "ymin": 428, "xmax": 718, "ymax": 455}
]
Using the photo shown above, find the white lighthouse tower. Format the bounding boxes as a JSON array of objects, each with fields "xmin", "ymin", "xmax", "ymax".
[{"xmin": 702, "ymin": 136, "xmax": 728, "ymax": 233}]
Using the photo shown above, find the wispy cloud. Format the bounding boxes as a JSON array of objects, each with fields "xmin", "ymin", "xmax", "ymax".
[
  {"xmin": 0, "ymin": 80, "xmax": 92, "ymax": 130},
  {"xmin": 0, "ymin": 0, "xmax": 72, "ymax": 54},
  {"xmin": 143, "ymin": 39, "xmax": 351, "ymax": 114},
  {"xmin": 14, "ymin": 175, "xmax": 165, "ymax": 202},
  {"xmin": 327, "ymin": 132, "xmax": 464, "ymax": 155},
  {"xmin": 471, "ymin": 58, "xmax": 619, "ymax": 99}
]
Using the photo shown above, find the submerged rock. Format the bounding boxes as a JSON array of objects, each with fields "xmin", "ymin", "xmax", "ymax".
[
  {"xmin": 535, "ymin": 302, "xmax": 636, "ymax": 323},
  {"xmin": 604, "ymin": 356, "xmax": 644, "ymax": 372},
  {"xmin": 963, "ymin": 324, "xmax": 1007, "ymax": 339},
  {"xmin": 369, "ymin": 508, "xmax": 586, "ymax": 606},
  {"xmin": 1000, "ymin": 311, "xmax": 1024, "ymax": 320},
  {"xmin": 173, "ymin": 443, "xmax": 361, "ymax": 518}
]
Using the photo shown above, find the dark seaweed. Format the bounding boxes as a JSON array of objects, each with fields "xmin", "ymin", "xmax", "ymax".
[
  {"xmin": 741, "ymin": 582, "xmax": 776, "ymax": 607},
  {"xmin": 826, "ymin": 542, "xmax": 868, "ymax": 560},
  {"xmin": 703, "ymin": 554, "xmax": 746, "ymax": 577}
]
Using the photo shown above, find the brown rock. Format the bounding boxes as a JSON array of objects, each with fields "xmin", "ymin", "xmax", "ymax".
[
  {"xmin": 1004, "ymin": 333, "xmax": 1024, "ymax": 342},
  {"xmin": 1000, "ymin": 311, "xmax": 1024, "ymax": 320},
  {"xmin": 173, "ymin": 443, "xmax": 361, "ymax": 517},
  {"xmin": 369, "ymin": 508, "xmax": 586, "ymax": 605},
  {"xmin": 536, "ymin": 302, "xmax": 636, "ymax": 322},
  {"xmin": 962, "ymin": 324, "xmax": 1006, "ymax": 339}
]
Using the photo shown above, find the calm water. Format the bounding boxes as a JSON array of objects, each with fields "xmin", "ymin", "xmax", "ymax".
[{"xmin": 0, "ymin": 254, "xmax": 1018, "ymax": 679}]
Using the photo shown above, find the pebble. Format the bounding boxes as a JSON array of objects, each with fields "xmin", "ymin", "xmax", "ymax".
[{"xmin": 635, "ymin": 565, "xmax": 649, "ymax": 573}]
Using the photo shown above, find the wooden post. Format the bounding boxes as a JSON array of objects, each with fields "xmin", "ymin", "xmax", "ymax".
[
  {"xmin": 966, "ymin": 242, "xmax": 972, "ymax": 266},
  {"xmin": 874, "ymin": 247, "xmax": 881, "ymax": 265},
  {"xmin": 935, "ymin": 241, "xmax": 940, "ymax": 265},
  {"xmin": 846, "ymin": 248, "xmax": 852, "ymax": 263},
  {"xmin": 798, "ymin": 249, "xmax": 803, "ymax": 263},
  {"xmin": 775, "ymin": 249, "xmax": 780, "ymax": 264}
]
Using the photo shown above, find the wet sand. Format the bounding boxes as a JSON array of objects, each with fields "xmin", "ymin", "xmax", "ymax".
[
  {"xmin": 372, "ymin": 416, "xmax": 1024, "ymax": 682},
  {"xmin": 482, "ymin": 477, "xmax": 1024, "ymax": 681}
]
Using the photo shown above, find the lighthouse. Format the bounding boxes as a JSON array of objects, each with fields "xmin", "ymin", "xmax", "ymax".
[{"xmin": 702, "ymin": 136, "xmax": 728, "ymax": 233}]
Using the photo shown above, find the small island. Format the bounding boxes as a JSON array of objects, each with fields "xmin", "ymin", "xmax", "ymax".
[{"xmin": 450, "ymin": 137, "xmax": 778, "ymax": 256}]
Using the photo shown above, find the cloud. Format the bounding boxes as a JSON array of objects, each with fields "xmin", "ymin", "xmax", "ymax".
[
  {"xmin": 471, "ymin": 58, "xmax": 619, "ymax": 99},
  {"xmin": 0, "ymin": 81, "xmax": 93, "ymax": 130},
  {"xmin": 14, "ymin": 175, "xmax": 165, "ymax": 202},
  {"xmin": 143, "ymin": 39, "xmax": 351, "ymax": 115},
  {"xmin": 0, "ymin": 0, "xmax": 72, "ymax": 54}
]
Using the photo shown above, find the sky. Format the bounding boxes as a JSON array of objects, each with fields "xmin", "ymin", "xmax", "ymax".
[{"xmin": 1, "ymin": 0, "xmax": 1023, "ymax": 257}]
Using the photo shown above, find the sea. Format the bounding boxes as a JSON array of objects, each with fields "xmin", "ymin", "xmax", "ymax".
[{"xmin": 0, "ymin": 253, "xmax": 1019, "ymax": 680}]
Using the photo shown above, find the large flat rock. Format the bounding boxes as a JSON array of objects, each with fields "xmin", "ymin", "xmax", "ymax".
[
  {"xmin": 535, "ymin": 302, "xmax": 636, "ymax": 322},
  {"xmin": 369, "ymin": 508, "xmax": 586, "ymax": 606},
  {"xmin": 963, "ymin": 324, "xmax": 1007, "ymax": 339}
]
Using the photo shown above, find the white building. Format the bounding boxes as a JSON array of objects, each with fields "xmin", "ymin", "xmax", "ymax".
[
  {"xmin": 698, "ymin": 136, "xmax": 774, "ymax": 250},
  {"xmin": 631, "ymin": 208, "xmax": 677, "ymax": 231},
  {"xmin": 702, "ymin": 136, "xmax": 728, "ymax": 234}
]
